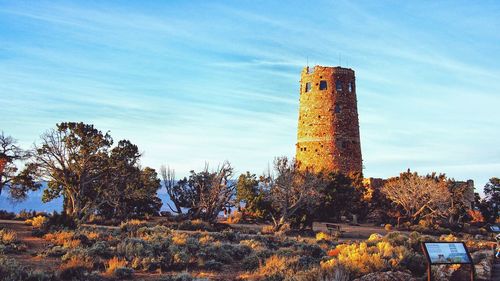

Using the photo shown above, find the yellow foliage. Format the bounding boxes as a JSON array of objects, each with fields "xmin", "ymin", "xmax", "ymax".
[
  {"xmin": 227, "ymin": 211, "xmax": 243, "ymax": 224},
  {"xmin": 60, "ymin": 256, "xmax": 93, "ymax": 271},
  {"xmin": 467, "ymin": 210, "xmax": 484, "ymax": 223},
  {"xmin": 105, "ymin": 257, "xmax": 127, "ymax": 276},
  {"xmin": 43, "ymin": 231, "xmax": 75, "ymax": 246},
  {"xmin": 25, "ymin": 216, "xmax": 48, "ymax": 229},
  {"xmin": 63, "ymin": 239, "xmax": 81, "ymax": 249},
  {"xmin": 256, "ymin": 255, "xmax": 287, "ymax": 277},
  {"xmin": 321, "ymin": 240, "xmax": 408, "ymax": 277},
  {"xmin": 316, "ymin": 232, "xmax": 332, "ymax": 242},
  {"xmin": 198, "ymin": 234, "xmax": 214, "ymax": 245},
  {"xmin": 418, "ymin": 219, "xmax": 432, "ymax": 228},
  {"xmin": 85, "ymin": 231, "xmax": 100, "ymax": 240},
  {"xmin": 261, "ymin": 225, "xmax": 274, "ymax": 234},
  {"xmin": 125, "ymin": 219, "xmax": 143, "ymax": 226},
  {"xmin": 240, "ymin": 239, "xmax": 266, "ymax": 251},
  {"xmin": 172, "ymin": 232, "xmax": 188, "ymax": 245},
  {"xmin": 368, "ymin": 233, "xmax": 382, "ymax": 241},
  {"xmin": 0, "ymin": 229, "xmax": 17, "ymax": 244},
  {"xmin": 440, "ymin": 234, "xmax": 458, "ymax": 242}
]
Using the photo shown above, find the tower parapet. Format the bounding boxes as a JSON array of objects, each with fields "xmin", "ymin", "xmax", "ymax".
[{"xmin": 296, "ymin": 65, "xmax": 362, "ymax": 175}]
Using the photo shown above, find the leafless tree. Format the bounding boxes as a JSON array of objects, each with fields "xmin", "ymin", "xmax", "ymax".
[
  {"xmin": 192, "ymin": 161, "xmax": 235, "ymax": 222},
  {"xmin": 381, "ymin": 171, "xmax": 451, "ymax": 223},
  {"xmin": 160, "ymin": 165, "xmax": 183, "ymax": 214},
  {"xmin": 263, "ymin": 156, "xmax": 326, "ymax": 231},
  {"xmin": 168, "ymin": 161, "xmax": 236, "ymax": 222}
]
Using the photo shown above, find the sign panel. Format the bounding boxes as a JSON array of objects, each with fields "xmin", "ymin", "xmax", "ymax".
[{"xmin": 422, "ymin": 242, "xmax": 472, "ymax": 264}]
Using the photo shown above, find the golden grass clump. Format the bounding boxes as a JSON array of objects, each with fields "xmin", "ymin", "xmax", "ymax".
[
  {"xmin": 60, "ymin": 256, "xmax": 93, "ymax": 271},
  {"xmin": 322, "ymin": 240, "xmax": 410, "ymax": 277},
  {"xmin": 440, "ymin": 234, "xmax": 458, "ymax": 242},
  {"xmin": 0, "ymin": 229, "xmax": 18, "ymax": 244},
  {"xmin": 256, "ymin": 255, "xmax": 287, "ymax": 277},
  {"xmin": 367, "ymin": 233, "xmax": 382, "ymax": 241},
  {"xmin": 240, "ymin": 239, "xmax": 266, "ymax": 251},
  {"xmin": 321, "ymin": 244, "xmax": 383, "ymax": 276},
  {"xmin": 105, "ymin": 257, "xmax": 128, "ymax": 276},
  {"xmin": 85, "ymin": 231, "xmax": 100, "ymax": 240},
  {"xmin": 227, "ymin": 211, "xmax": 242, "ymax": 224},
  {"xmin": 198, "ymin": 234, "xmax": 214, "ymax": 245},
  {"xmin": 63, "ymin": 239, "xmax": 81, "ymax": 249},
  {"xmin": 25, "ymin": 215, "xmax": 48, "ymax": 229},
  {"xmin": 172, "ymin": 232, "xmax": 188, "ymax": 246},
  {"xmin": 44, "ymin": 230, "xmax": 75, "ymax": 246},
  {"xmin": 261, "ymin": 225, "xmax": 274, "ymax": 234},
  {"xmin": 316, "ymin": 231, "xmax": 332, "ymax": 242}
]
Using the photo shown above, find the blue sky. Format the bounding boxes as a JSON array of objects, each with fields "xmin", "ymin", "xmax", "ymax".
[{"xmin": 1, "ymin": 0, "xmax": 499, "ymax": 196}]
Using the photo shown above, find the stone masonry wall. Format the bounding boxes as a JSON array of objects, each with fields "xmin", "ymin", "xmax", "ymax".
[{"xmin": 296, "ymin": 65, "xmax": 362, "ymax": 175}]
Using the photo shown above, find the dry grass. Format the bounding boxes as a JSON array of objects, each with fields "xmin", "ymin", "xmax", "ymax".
[
  {"xmin": 0, "ymin": 229, "xmax": 17, "ymax": 244},
  {"xmin": 85, "ymin": 231, "xmax": 100, "ymax": 240},
  {"xmin": 43, "ymin": 230, "xmax": 75, "ymax": 246},
  {"xmin": 255, "ymin": 255, "xmax": 287, "ymax": 277},
  {"xmin": 105, "ymin": 257, "xmax": 127, "ymax": 276},
  {"xmin": 261, "ymin": 225, "xmax": 274, "ymax": 234},
  {"xmin": 25, "ymin": 215, "xmax": 48, "ymax": 228},
  {"xmin": 467, "ymin": 210, "xmax": 484, "ymax": 223},
  {"xmin": 60, "ymin": 256, "xmax": 93, "ymax": 271},
  {"xmin": 227, "ymin": 211, "xmax": 242, "ymax": 224},
  {"xmin": 316, "ymin": 231, "xmax": 332, "ymax": 242},
  {"xmin": 172, "ymin": 232, "xmax": 188, "ymax": 246},
  {"xmin": 199, "ymin": 234, "xmax": 214, "ymax": 245},
  {"xmin": 62, "ymin": 239, "xmax": 81, "ymax": 249}
]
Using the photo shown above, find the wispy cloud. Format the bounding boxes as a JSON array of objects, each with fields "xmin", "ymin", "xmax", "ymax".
[{"xmin": 0, "ymin": 0, "xmax": 499, "ymax": 193}]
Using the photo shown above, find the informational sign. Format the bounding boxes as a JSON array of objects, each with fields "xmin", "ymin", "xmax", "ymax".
[{"xmin": 422, "ymin": 242, "xmax": 472, "ymax": 264}]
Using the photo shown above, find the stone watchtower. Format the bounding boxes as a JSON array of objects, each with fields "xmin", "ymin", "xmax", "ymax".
[{"xmin": 296, "ymin": 65, "xmax": 362, "ymax": 175}]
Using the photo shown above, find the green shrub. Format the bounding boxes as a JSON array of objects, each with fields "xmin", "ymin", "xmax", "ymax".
[
  {"xmin": 399, "ymin": 252, "xmax": 426, "ymax": 276},
  {"xmin": 177, "ymin": 219, "xmax": 214, "ymax": 232},
  {"xmin": 120, "ymin": 219, "xmax": 148, "ymax": 235},
  {"xmin": 0, "ymin": 257, "xmax": 56, "ymax": 281},
  {"xmin": 137, "ymin": 225, "xmax": 171, "ymax": 240},
  {"xmin": 204, "ymin": 260, "xmax": 223, "ymax": 271},
  {"xmin": 116, "ymin": 238, "xmax": 151, "ymax": 258},
  {"xmin": 113, "ymin": 267, "xmax": 134, "ymax": 279},
  {"xmin": 0, "ymin": 210, "xmax": 16, "ymax": 220},
  {"xmin": 242, "ymin": 255, "xmax": 260, "ymax": 271},
  {"xmin": 88, "ymin": 241, "xmax": 111, "ymax": 258},
  {"xmin": 46, "ymin": 245, "xmax": 67, "ymax": 257}
]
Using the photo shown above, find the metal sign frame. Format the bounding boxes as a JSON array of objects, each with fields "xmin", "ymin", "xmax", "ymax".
[{"xmin": 421, "ymin": 242, "xmax": 475, "ymax": 281}]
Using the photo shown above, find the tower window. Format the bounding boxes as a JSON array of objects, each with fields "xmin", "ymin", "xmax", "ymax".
[
  {"xmin": 319, "ymin": 80, "xmax": 327, "ymax": 90},
  {"xmin": 305, "ymin": 82, "xmax": 312, "ymax": 92},
  {"xmin": 335, "ymin": 104, "xmax": 341, "ymax": 113},
  {"xmin": 348, "ymin": 81, "xmax": 353, "ymax": 92},
  {"xmin": 336, "ymin": 80, "xmax": 342, "ymax": 91}
]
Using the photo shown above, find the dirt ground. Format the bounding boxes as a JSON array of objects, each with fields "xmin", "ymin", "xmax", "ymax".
[{"xmin": 0, "ymin": 220, "xmax": 60, "ymax": 272}]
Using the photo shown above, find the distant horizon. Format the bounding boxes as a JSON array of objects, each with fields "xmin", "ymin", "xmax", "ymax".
[{"xmin": 1, "ymin": 1, "xmax": 499, "ymax": 196}]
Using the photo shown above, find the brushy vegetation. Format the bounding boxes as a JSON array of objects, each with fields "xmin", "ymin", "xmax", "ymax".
[{"xmin": 0, "ymin": 220, "xmax": 497, "ymax": 280}]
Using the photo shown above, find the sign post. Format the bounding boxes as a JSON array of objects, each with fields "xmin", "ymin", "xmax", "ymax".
[{"xmin": 421, "ymin": 242, "xmax": 474, "ymax": 281}]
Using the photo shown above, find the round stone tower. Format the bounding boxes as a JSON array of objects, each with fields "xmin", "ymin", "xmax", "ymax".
[{"xmin": 296, "ymin": 65, "xmax": 362, "ymax": 175}]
